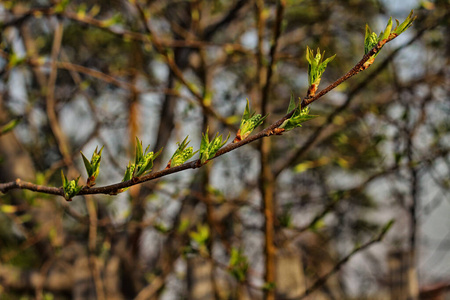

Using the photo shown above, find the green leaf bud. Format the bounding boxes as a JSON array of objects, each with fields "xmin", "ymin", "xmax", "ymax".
[
  {"xmin": 280, "ymin": 99, "xmax": 318, "ymax": 132},
  {"xmin": 199, "ymin": 128, "xmax": 230, "ymax": 164},
  {"xmin": 393, "ymin": 10, "xmax": 416, "ymax": 36},
  {"xmin": 234, "ymin": 99, "xmax": 268, "ymax": 142},
  {"xmin": 228, "ymin": 248, "xmax": 249, "ymax": 282},
  {"xmin": 133, "ymin": 137, "xmax": 162, "ymax": 177},
  {"xmin": 61, "ymin": 170, "xmax": 83, "ymax": 201},
  {"xmin": 363, "ymin": 11, "xmax": 415, "ymax": 69},
  {"xmin": 168, "ymin": 136, "xmax": 198, "ymax": 168},
  {"xmin": 306, "ymin": 47, "xmax": 335, "ymax": 97},
  {"xmin": 80, "ymin": 145, "xmax": 104, "ymax": 187}
]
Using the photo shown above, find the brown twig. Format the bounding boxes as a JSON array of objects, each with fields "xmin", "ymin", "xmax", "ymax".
[
  {"xmin": 301, "ymin": 38, "xmax": 389, "ymax": 109},
  {"xmin": 274, "ymin": 26, "xmax": 426, "ymax": 177},
  {"xmin": 256, "ymin": 1, "xmax": 285, "ymax": 299},
  {"xmin": 4, "ymin": 5, "xmax": 249, "ymax": 51},
  {"xmin": 298, "ymin": 220, "xmax": 393, "ymax": 299},
  {"xmin": 0, "ymin": 26, "xmax": 407, "ymax": 199},
  {"xmin": 133, "ymin": 3, "xmax": 233, "ymax": 128},
  {"xmin": 46, "ymin": 20, "xmax": 72, "ymax": 167}
]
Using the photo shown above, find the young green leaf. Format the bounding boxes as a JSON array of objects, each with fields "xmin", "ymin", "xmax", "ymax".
[
  {"xmin": 133, "ymin": 137, "xmax": 162, "ymax": 177},
  {"xmin": 287, "ymin": 93, "xmax": 296, "ymax": 113},
  {"xmin": 0, "ymin": 117, "xmax": 21, "ymax": 136},
  {"xmin": 228, "ymin": 248, "xmax": 249, "ymax": 282},
  {"xmin": 306, "ymin": 46, "xmax": 336, "ymax": 97},
  {"xmin": 117, "ymin": 162, "xmax": 135, "ymax": 193},
  {"xmin": 54, "ymin": 0, "xmax": 69, "ymax": 13},
  {"xmin": 80, "ymin": 145, "xmax": 104, "ymax": 187},
  {"xmin": 122, "ymin": 163, "xmax": 135, "ymax": 182},
  {"xmin": 61, "ymin": 170, "xmax": 83, "ymax": 201},
  {"xmin": 189, "ymin": 224, "xmax": 210, "ymax": 245},
  {"xmin": 100, "ymin": 13, "xmax": 123, "ymax": 28},
  {"xmin": 363, "ymin": 11, "xmax": 415, "ymax": 69},
  {"xmin": 379, "ymin": 17, "xmax": 393, "ymax": 42},
  {"xmin": 364, "ymin": 18, "xmax": 392, "ymax": 57},
  {"xmin": 167, "ymin": 136, "xmax": 198, "ymax": 168},
  {"xmin": 263, "ymin": 282, "xmax": 276, "ymax": 291},
  {"xmin": 393, "ymin": 10, "xmax": 416, "ymax": 35},
  {"xmin": 234, "ymin": 99, "xmax": 268, "ymax": 143},
  {"xmin": 189, "ymin": 224, "xmax": 210, "ymax": 255},
  {"xmin": 154, "ymin": 223, "xmax": 170, "ymax": 234},
  {"xmin": 135, "ymin": 137, "xmax": 144, "ymax": 166},
  {"xmin": 280, "ymin": 101, "xmax": 318, "ymax": 131},
  {"xmin": 8, "ymin": 52, "xmax": 27, "ymax": 69},
  {"xmin": 199, "ymin": 128, "xmax": 230, "ymax": 164}
]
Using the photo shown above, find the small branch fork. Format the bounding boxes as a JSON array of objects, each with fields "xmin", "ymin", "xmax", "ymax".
[
  {"xmin": 0, "ymin": 36, "xmax": 399, "ymax": 199},
  {"xmin": 298, "ymin": 221, "xmax": 393, "ymax": 299}
]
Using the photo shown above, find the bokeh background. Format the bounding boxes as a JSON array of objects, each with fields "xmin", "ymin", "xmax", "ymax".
[{"xmin": 0, "ymin": 0, "xmax": 449, "ymax": 299}]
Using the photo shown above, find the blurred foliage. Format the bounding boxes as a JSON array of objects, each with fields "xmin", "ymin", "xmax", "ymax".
[{"xmin": 0, "ymin": 0, "xmax": 448, "ymax": 299}]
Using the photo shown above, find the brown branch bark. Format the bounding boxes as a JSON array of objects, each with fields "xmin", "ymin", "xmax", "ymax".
[
  {"xmin": 0, "ymin": 25, "xmax": 408, "ymax": 199},
  {"xmin": 256, "ymin": 1, "xmax": 285, "ymax": 299}
]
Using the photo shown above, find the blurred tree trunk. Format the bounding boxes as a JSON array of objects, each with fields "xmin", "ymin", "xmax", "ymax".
[
  {"xmin": 73, "ymin": 256, "xmax": 96, "ymax": 300},
  {"xmin": 276, "ymin": 250, "xmax": 305, "ymax": 298},
  {"xmin": 0, "ymin": 96, "xmax": 55, "ymax": 261},
  {"xmin": 187, "ymin": 255, "xmax": 215, "ymax": 300},
  {"xmin": 388, "ymin": 250, "xmax": 419, "ymax": 300}
]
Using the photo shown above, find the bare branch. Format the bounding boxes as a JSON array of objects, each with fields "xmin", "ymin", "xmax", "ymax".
[{"xmin": 298, "ymin": 220, "xmax": 394, "ymax": 299}]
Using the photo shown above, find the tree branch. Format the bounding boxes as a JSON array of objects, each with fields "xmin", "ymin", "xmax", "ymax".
[
  {"xmin": 297, "ymin": 220, "xmax": 394, "ymax": 299},
  {"xmin": 0, "ymin": 28, "xmax": 407, "ymax": 199}
]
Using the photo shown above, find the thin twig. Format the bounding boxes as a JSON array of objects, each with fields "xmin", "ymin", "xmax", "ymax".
[
  {"xmin": 133, "ymin": 3, "xmax": 233, "ymax": 127},
  {"xmin": 257, "ymin": 1, "xmax": 286, "ymax": 299},
  {"xmin": 297, "ymin": 220, "xmax": 394, "ymax": 299},
  {"xmin": 0, "ymin": 28, "xmax": 408, "ymax": 199},
  {"xmin": 4, "ymin": 6, "xmax": 247, "ymax": 51},
  {"xmin": 46, "ymin": 20, "xmax": 72, "ymax": 167}
]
